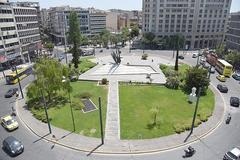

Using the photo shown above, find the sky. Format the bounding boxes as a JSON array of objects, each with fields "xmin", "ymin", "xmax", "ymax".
[{"xmin": 13, "ymin": 0, "xmax": 240, "ymax": 12}]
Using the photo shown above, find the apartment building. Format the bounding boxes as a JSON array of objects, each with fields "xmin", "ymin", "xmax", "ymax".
[
  {"xmin": 49, "ymin": 6, "xmax": 106, "ymax": 44},
  {"xmin": 142, "ymin": 0, "xmax": 232, "ymax": 49},
  {"xmin": 12, "ymin": 2, "xmax": 41, "ymax": 61},
  {"xmin": 226, "ymin": 12, "xmax": 240, "ymax": 51},
  {"xmin": 106, "ymin": 10, "xmax": 142, "ymax": 32},
  {"xmin": 0, "ymin": 1, "xmax": 22, "ymax": 67}
]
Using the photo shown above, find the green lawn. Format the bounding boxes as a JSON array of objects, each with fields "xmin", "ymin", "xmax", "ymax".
[
  {"xmin": 31, "ymin": 81, "xmax": 108, "ymax": 138},
  {"xmin": 78, "ymin": 57, "xmax": 96, "ymax": 73},
  {"xmin": 119, "ymin": 85, "xmax": 214, "ymax": 139}
]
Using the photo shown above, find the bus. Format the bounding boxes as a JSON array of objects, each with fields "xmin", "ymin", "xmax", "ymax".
[
  {"xmin": 215, "ymin": 59, "xmax": 233, "ymax": 77},
  {"xmin": 5, "ymin": 64, "xmax": 34, "ymax": 84}
]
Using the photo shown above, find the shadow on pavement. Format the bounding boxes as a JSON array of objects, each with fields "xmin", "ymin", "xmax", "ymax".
[{"xmin": 87, "ymin": 143, "xmax": 104, "ymax": 156}]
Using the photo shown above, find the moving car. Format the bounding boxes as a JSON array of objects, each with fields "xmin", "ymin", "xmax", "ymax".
[
  {"xmin": 223, "ymin": 147, "xmax": 240, "ymax": 160},
  {"xmin": 217, "ymin": 84, "xmax": 228, "ymax": 93},
  {"xmin": 99, "ymin": 49, "xmax": 103, "ymax": 52},
  {"xmin": 178, "ymin": 55, "xmax": 184, "ymax": 59},
  {"xmin": 230, "ymin": 97, "xmax": 240, "ymax": 107},
  {"xmin": 1, "ymin": 115, "xmax": 19, "ymax": 131},
  {"xmin": 216, "ymin": 75, "xmax": 226, "ymax": 82},
  {"xmin": 232, "ymin": 73, "xmax": 240, "ymax": 81},
  {"xmin": 2, "ymin": 136, "xmax": 24, "ymax": 157},
  {"xmin": 192, "ymin": 53, "xmax": 198, "ymax": 58},
  {"xmin": 4, "ymin": 88, "xmax": 18, "ymax": 98}
]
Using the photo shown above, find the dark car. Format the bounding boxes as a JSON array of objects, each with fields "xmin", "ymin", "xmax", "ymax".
[
  {"xmin": 58, "ymin": 55, "xmax": 65, "ymax": 61},
  {"xmin": 230, "ymin": 97, "xmax": 240, "ymax": 107},
  {"xmin": 217, "ymin": 84, "xmax": 228, "ymax": 93},
  {"xmin": 4, "ymin": 88, "xmax": 18, "ymax": 98},
  {"xmin": 99, "ymin": 49, "xmax": 103, "ymax": 52},
  {"xmin": 232, "ymin": 73, "xmax": 240, "ymax": 81},
  {"xmin": 209, "ymin": 67, "xmax": 215, "ymax": 73},
  {"xmin": 178, "ymin": 55, "xmax": 184, "ymax": 59},
  {"xmin": 70, "ymin": 75, "xmax": 78, "ymax": 82},
  {"xmin": 2, "ymin": 136, "xmax": 24, "ymax": 157}
]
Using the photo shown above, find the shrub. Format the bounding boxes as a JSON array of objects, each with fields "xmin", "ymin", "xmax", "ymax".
[
  {"xmin": 160, "ymin": 64, "xmax": 168, "ymax": 72},
  {"xmin": 183, "ymin": 121, "xmax": 192, "ymax": 131},
  {"xmin": 173, "ymin": 123, "xmax": 185, "ymax": 134},
  {"xmin": 199, "ymin": 114, "xmax": 208, "ymax": 122},
  {"xmin": 79, "ymin": 92, "xmax": 92, "ymax": 99},
  {"xmin": 141, "ymin": 54, "xmax": 148, "ymax": 60},
  {"xmin": 72, "ymin": 98, "xmax": 84, "ymax": 110},
  {"xmin": 165, "ymin": 76, "xmax": 180, "ymax": 89},
  {"xmin": 194, "ymin": 118, "xmax": 202, "ymax": 127},
  {"xmin": 101, "ymin": 78, "xmax": 108, "ymax": 85}
]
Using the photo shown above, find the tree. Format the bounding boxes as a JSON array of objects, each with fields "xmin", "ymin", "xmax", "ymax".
[
  {"xmin": 121, "ymin": 27, "xmax": 130, "ymax": 46},
  {"xmin": 184, "ymin": 66, "xmax": 210, "ymax": 95},
  {"xmin": 45, "ymin": 42, "xmax": 54, "ymax": 53},
  {"xmin": 149, "ymin": 106, "xmax": 160, "ymax": 128},
  {"xmin": 29, "ymin": 58, "xmax": 69, "ymax": 103},
  {"xmin": 225, "ymin": 50, "xmax": 240, "ymax": 70},
  {"xmin": 130, "ymin": 25, "xmax": 139, "ymax": 39},
  {"xmin": 216, "ymin": 44, "xmax": 227, "ymax": 58},
  {"xmin": 100, "ymin": 30, "xmax": 110, "ymax": 48},
  {"xmin": 91, "ymin": 35, "xmax": 101, "ymax": 46},
  {"xmin": 173, "ymin": 34, "xmax": 185, "ymax": 71},
  {"xmin": 142, "ymin": 32, "xmax": 155, "ymax": 49},
  {"xmin": 80, "ymin": 35, "xmax": 89, "ymax": 46},
  {"xmin": 68, "ymin": 11, "xmax": 81, "ymax": 68}
]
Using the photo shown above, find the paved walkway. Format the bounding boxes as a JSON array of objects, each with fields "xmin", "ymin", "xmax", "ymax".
[
  {"xmin": 105, "ymin": 80, "xmax": 120, "ymax": 142},
  {"xmin": 16, "ymin": 83, "xmax": 225, "ymax": 154}
]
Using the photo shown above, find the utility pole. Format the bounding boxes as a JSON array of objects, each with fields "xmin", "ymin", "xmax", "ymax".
[
  {"xmin": 190, "ymin": 87, "xmax": 201, "ymax": 134},
  {"xmin": 41, "ymin": 90, "xmax": 52, "ymax": 134},
  {"xmin": 0, "ymin": 63, "xmax": 5, "ymax": 78},
  {"xmin": 68, "ymin": 91, "xmax": 75, "ymax": 131},
  {"xmin": 98, "ymin": 97, "xmax": 104, "ymax": 144}
]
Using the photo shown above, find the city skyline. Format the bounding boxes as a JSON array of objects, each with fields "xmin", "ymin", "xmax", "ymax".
[{"xmin": 12, "ymin": 0, "xmax": 240, "ymax": 12}]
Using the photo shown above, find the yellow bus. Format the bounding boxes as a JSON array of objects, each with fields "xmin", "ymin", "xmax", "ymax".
[
  {"xmin": 215, "ymin": 59, "xmax": 233, "ymax": 77},
  {"xmin": 5, "ymin": 64, "xmax": 33, "ymax": 84}
]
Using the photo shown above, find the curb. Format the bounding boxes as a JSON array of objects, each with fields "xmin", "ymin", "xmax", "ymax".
[{"xmin": 16, "ymin": 84, "xmax": 226, "ymax": 155}]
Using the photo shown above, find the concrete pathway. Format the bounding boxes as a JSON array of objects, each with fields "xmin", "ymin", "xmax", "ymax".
[{"xmin": 104, "ymin": 80, "xmax": 120, "ymax": 142}]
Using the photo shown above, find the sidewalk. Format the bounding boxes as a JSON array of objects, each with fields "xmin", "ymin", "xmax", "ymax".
[{"xmin": 16, "ymin": 84, "xmax": 225, "ymax": 154}]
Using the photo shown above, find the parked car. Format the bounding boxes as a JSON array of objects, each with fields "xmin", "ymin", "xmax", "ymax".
[
  {"xmin": 192, "ymin": 53, "xmax": 198, "ymax": 58},
  {"xmin": 223, "ymin": 147, "xmax": 240, "ymax": 160},
  {"xmin": 202, "ymin": 62, "xmax": 210, "ymax": 69},
  {"xmin": 217, "ymin": 84, "xmax": 228, "ymax": 93},
  {"xmin": 209, "ymin": 67, "xmax": 215, "ymax": 73},
  {"xmin": 232, "ymin": 73, "xmax": 240, "ymax": 81},
  {"xmin": 178, "ymin": 55, "xmax": 184, "ymax": 59},
  {"xmin": 99, "ymin": 49, "xmax": 103, "ymax": 52},
  {"xmin": 2, "ymin": 136, "xmax": 24, "ymax": 157},
  {"xmin": 216, "ymin": 75, "xmax": 226, "ymax": 82},
  {"xmin": 1, "ymin": 115, "xmax": 19, "ymax": 131},
  {"xmin": 58, "ymin": 55, "xmax": 65, "ymax": 61},
  {"xmin": 4, "ymin": 88, "xmax": 18, "ymax": 98},
  {"xmin": 230, "ymin": 97, "xmax": 240, "ymax": 107}
]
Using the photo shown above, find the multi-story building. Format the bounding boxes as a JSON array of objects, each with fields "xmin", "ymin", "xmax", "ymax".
[
  {"xmin": 12, "ymin": 2, "xmax": 41, "ymax": 61},
  {"xmin": 226, "ymin": 12, "xmax": 240, "ymax": 51},
  {"xmin": 142, "ymin": 0, "xmax": 232, "ymax": 49},
  {"xmin": 106, "ymin": 10, "xmax": 142, "ymax": 32},
  {"xmin": 49, "ymin": 6, "xmax": 106, "ymax": 44},
  {"xmin": 89, "ymin": 8, "xmax": 107, "ymax": 36},
  {"xmin": 40, "ymin": 8, "xmax": 49, "ymax": 29},
  {"xmin": 0, "ymin": 0, "xmax": 22, "ymax": 67}
]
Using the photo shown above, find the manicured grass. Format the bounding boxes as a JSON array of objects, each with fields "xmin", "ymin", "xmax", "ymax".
[
  {"xmin": 78, "ymin": 57, "xmax": 96, "ymax": 73},
  {"xmin": 119, "ymin": 85, "xmax": 214, "ymax": 139},
  {"xmin": 31, "ymin": 81, "xmax": 108, "ymax": 138}
]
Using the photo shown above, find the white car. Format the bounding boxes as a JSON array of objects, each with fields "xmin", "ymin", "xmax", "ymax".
[
  {"xmin": 1, "ymin": 115, "xmax": 19, "ymax": 131},
  {"xmin": 192, "ymin": 53, "xmax": 198, "ymax": 58},
  {"xmin": 223, "ymin": 147, "xmax": 240, "ymax": 160}
]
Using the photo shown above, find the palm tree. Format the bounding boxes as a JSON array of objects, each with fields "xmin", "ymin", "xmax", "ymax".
[{"xmin": 174, "ymin": 34, "xmax": 185, "ymax": 71}]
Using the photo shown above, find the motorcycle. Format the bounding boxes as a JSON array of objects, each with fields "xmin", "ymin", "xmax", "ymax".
[
  {"xmin": 226, "ymin": 113, "xmax": 231, "ymax": 124},
  {"xmin": 183, "ymin": 146, "xmax": 196, "ymax": 158}
]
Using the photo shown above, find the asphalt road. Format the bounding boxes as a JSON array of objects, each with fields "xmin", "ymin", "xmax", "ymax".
[{"xmin": 0, "ymin": 49, "xmax": 240, "ymax": 160}]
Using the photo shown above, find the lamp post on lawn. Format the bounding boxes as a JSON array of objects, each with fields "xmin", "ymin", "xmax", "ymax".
[
  {"xmin": 98, "ymin": 97, "xmax": 104, "ymax": 144},
  {"xmin": 40, "ymin": 89, "xmax": 52, "ymax": 134},
  {"xmin": 62, "ymin": 78, "xmax": 75, "ymax": 131},
  {"xmin": 190, "ymin": 87, "xmax": 202, "ymax": 134}
]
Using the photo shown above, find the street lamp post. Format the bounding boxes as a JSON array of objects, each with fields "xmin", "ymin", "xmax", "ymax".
[
  {"xmin": 40, "ymin": 90, "xmax": 52, "ymax": 134},
  {"xmin": 98, "ymin": 97, "xmax": 104, "ymax": 144},
  {"xmin": 14, "ymin": 65, "xmax": 24, "ymax": 99},
  {"xmin": 190, "ymin": 87, "xmax": 202, "ymax": 134}
]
